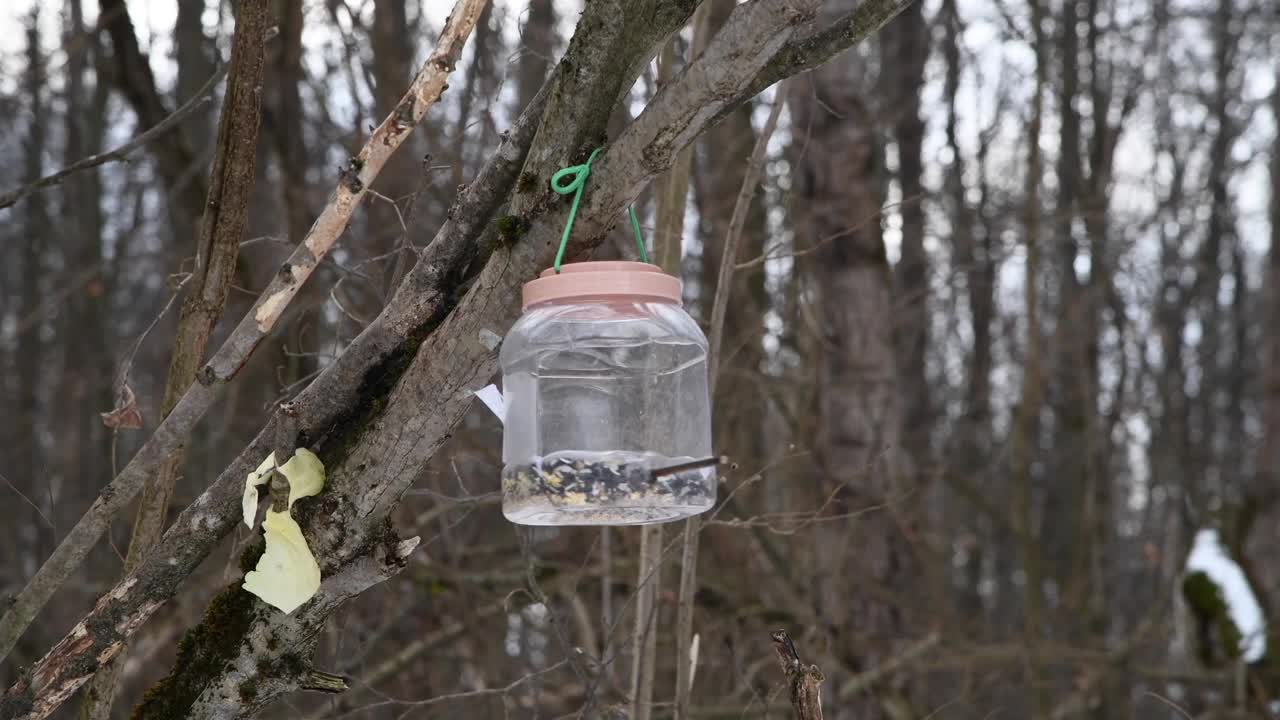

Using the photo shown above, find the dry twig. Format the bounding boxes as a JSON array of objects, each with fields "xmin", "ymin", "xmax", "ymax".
[{"xmin": 675, "ymin": 78, "xmax": 790, "ymax": 720}]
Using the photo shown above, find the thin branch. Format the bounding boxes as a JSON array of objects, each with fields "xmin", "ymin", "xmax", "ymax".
[
  {"xmin": 0, "ymin": 472, "xmax": 54, "ymax": 531},
  {"xmin": 676, "ymin": 79, "xmax": 789, "ymax": 720},
  {"xmin": 629, "ymin": 524, "xmax": 663, "ymax": 720},
  {"xmin": 651, "ymin": 4, "xmax": 711, "ymax": 274},
  {"xmin": 333, "ymin": 660, "xmax": 570, "ymax": 720},
  {"xmin": 734, "ymin": 195, "xmax": 923, "ymax": 271},
  {"xmin": 78, "ymin": 4, "xmax": 272, "ymax": 717},
  {"xmin": 837, "ymin": 632, "xmax": 940, "ymax": 699},
  {"xmin": 0, "ymin": 65, "xmax": 229, "ymax": 212},
  {"xmin": 652, "ymin": 13, "xmax": 710, "ymax": 719},
  {"xmin": 738, "ymin": 0, "xmax": 917, "ymax": 105},
  {"xmin": 706, "ymin": 83, "xmax": 788, "ymax": 395}
]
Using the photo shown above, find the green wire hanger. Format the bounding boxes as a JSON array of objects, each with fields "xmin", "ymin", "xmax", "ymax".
[{"xmin": 550, "ymin": 147, "xmax": 649, "ymax": 273}]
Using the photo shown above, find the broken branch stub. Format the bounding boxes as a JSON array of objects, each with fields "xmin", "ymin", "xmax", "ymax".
[{"xmin": 771, "ymin": 630, "xmax": 825, "ymax": 720}]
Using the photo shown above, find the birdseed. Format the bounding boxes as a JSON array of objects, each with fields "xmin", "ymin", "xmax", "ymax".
[{"xmin": 502, "ymin": 452, "xmax": 715, "ymax": 525}]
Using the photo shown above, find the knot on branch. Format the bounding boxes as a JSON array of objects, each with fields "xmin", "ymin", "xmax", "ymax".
[{"xmin": 197, "ymin": 365, "xmax": 218, "ymax": 386}]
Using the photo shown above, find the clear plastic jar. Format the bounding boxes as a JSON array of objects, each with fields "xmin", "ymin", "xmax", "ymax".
[{"xmin": 500, "ymin": 262, "xmax": 714, "ymax": 525}]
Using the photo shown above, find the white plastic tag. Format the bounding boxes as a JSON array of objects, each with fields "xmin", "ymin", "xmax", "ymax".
[{"xmin": 473, "ymin": 384, "xmax": 506, "ymax": 424}]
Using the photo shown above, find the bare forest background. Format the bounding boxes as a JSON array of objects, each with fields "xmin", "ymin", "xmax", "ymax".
[{"xmin": 1, "ymin": 0, "xmax": 1279, "ymax": 718}]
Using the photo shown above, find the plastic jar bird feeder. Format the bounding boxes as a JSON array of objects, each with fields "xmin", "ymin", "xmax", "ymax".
[{"xmin": 500, "ymin": 261, "xmax": 715, "ymax": 526}]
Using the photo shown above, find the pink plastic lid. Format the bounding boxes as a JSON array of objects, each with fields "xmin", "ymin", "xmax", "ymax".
[{"xmin": 522, "ymin": 261, "xmax": 681, "ymax": 310}]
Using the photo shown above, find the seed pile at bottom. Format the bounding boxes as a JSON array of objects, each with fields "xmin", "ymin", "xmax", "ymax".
[{"xmin": 502, "ymin": 453, "xmax": 715, "ymax": 524}]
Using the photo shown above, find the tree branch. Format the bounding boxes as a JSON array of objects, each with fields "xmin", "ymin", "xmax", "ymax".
[
  {"xmin": 676, "ymin": 76, "xmax": 789, "ymax": 720},
  {"xmin": 630, "ymin": 524, "xmax": 663, "ymax": 720},
  {"xmin": 738, "ymin": 0, "xmax": 917, "ymax": 105},
  {"xmin": 0, "ymin": 64, "xmax": 229, "ymax": 212},
  {"xmin": 836, "ymin": 632, "xmax": 940, "ymax": 699}
]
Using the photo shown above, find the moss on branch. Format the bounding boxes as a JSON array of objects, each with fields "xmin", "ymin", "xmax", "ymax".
[{"xmin": 131, "ymin": 586, "xmax": 257, "ymax": 719}]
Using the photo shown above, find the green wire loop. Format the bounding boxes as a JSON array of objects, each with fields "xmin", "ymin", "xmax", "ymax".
[{"xmin": 549, "ymin": 147, "xmax": 649, "ymax": 273}]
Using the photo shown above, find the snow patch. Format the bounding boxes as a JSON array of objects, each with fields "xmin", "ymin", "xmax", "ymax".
[{"xmin": 1185, "ymin": 528, "xmax": 1268, "ymax": 662}]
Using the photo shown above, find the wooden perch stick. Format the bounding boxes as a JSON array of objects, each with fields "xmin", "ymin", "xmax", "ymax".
[
  {"xmin": 652, "ymin": 455, "xmax": 725, "ymax": 478},
  {"xmin": 772, "ymin": 631, "xmax": 825, "ymax": 720}
]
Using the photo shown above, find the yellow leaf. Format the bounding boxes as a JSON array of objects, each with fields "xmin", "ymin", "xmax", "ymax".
[
  {"xmin": 242, "ymin": 452, "xmax": 278, "ymax": 529},
  {"xmin": 279, "ymin": 448, "xmax": 325, "ymax": 508},
  {"xmin": 243, "ymin": 509, "xmax": 321, "ymax": 614}
]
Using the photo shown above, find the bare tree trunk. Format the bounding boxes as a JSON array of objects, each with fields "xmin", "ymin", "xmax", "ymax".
[
  {"xmin": 629, "ymin": 524, "xmax": 663, "ymax": 720},
  {"xmin": 940, "ymin": 0, "xmax": 993, "ymax": 618},
  {"xmin": 1045, "ymin": 0, "xmax": 1094, "ymax": 613},
  {"xmin": 652, "ymin": 17, "xmax": 706, "ymax": 719},
  {"xmin": 652, "ymin": 4, "xmax": 711, "ymax": 277},
  {"xmin": 686, "ymin": 81, "xmax": 787, "ymax": 720},
  {"xmin": 99, "ymin": 0, "xmax": 209, "ymax": 236},
  {"xmin": 515, "ymin": 0, "xmax": 555, "ymax": 114},
  {"xmin": 683, "ymin": 12, "xmax": 773, "ymax": 701},
  {"xmin": 1146, "ymin": 0, "xmax": 1194, "ymax": 621},
  {"xmin": 881, "ymin": 0, "xmax": 930, "ymax": 481},
  {"xmin": 176, "ymin": 0, "xmax": 215, "ymax": 153},
  {"xmin": 261, "ymin": 0, "xmax": 320, "ymax": 397},
  {"xmin": 696, "ymin": 0, "xmax": 769, "ymax": 515},
  {"xmin": 60, "ymin": 0, "xmax": 121, "ymax": 706},
  {"xmin": 10, "ymin": 13, "xmax": 50, "ymax": 666},
  {"xmin": 451, "ymin": 2, "xmax": 499, "ymax": 188},
  {"xmin": 1015, "ymin": 2, "xmax": 1049, "ymax": 715},
  {"xmin": 57, "ymin": 0, "xmax": 113, "ymax": 549},
  {"xmin": 699, "ymin": 1, "xmax": 769, "ymax": 470},
  {"xmin": 272, "ymin": 0, "xmax": 310, "ymax": 245},
  {"xmin": 1197, "ymin": 0, "xmax": 1237, "ymax": 512},
  {"xmin": 1075, "ymin": 0, "xmax": 1141, "ymax": 708},
  {"xmin": 77, "ymin": 3, "xmax": 271, "ymax": 717},
  {"xmin": 365, "ymin": 0, "xmax": 419, "ymax": 303},
  {"xmin": 370, "ymin": 0, "xmax": 412, "ymax": 117},
  {"xmin": 792, "ymin": 2, "xmax": 913, "ymax": 714}
]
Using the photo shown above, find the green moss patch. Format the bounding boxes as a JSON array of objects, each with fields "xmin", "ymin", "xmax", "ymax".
[{"xmin": 131, "ymin": 585, "xmax": 258, "ymax": 719}]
